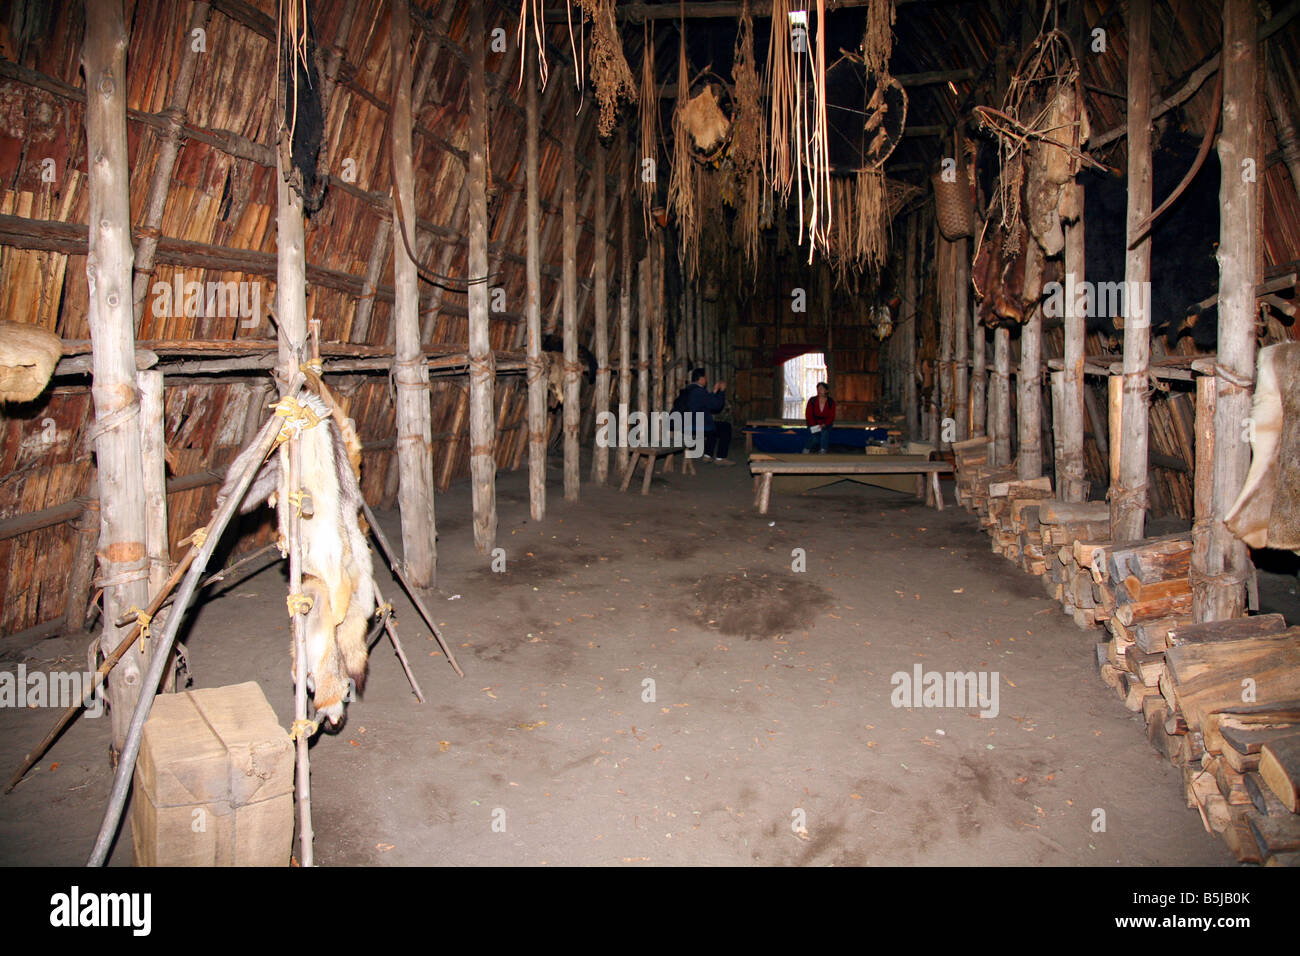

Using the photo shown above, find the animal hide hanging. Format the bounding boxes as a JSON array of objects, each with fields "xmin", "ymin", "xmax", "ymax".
[
  {"xmin": 0, "ymin": 321, "xmax": 62, "ymax": 403},
  {"xmin": 680, "ymin": 84, "xmax": 731, "ymax": 156},
  {"xmin": 217, "ymin": 392, "xmax": 375, "ymax": 727},
  {"xmin": 1225, "ymin": 343, "xmax": 1300, "ymax": 552}
]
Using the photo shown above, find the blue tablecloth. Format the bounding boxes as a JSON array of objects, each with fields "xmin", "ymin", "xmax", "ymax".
[{"xmin": 748, "ymin": 424, "xmax": 889, "ymax": 453}]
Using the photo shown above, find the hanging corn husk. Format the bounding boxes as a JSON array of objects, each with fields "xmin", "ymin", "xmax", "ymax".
[
  {"xmin": 577, "ymin": 0, "xmax": 637, "ymax": 140},
  {"xmin": 638, "ymin": 20, "xmax": 658, "ymax": 235},
  {"xmin": 730, "ymin": 0, "xmax": 763, "ymax": 271},
  {"xmin": 668, "ymin": 20, "xmax": 698, "ymax": 271}
]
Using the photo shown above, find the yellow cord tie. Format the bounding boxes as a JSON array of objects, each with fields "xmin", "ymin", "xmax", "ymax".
[
  {"xmin": 300, "ymin": 360, "xmax": 323, "ymax": 377},
  {"xmin": 287, "ymin": 490, "xmax": 310, "ymax": 517},
  {"xmin": 289, "ymin": 718, "xmax": 319, "ymax": 741},
  {"xmin": 376, "ymin": 602, "xmax": 394, "ymax": 618},
  {"xmin": 130, "ymin": 608, "xmax": 152, "ymax": 652},
  {"xmin": 189, "ymin": 526, "xmax": 208, "ymax": 549},
  {"xmin": 271, "ymin": 396, "xmax": 324, "ymax": 447},
  {"xmin": 286, "ymin": 593, "xmax": 314, "ymax": 616}
]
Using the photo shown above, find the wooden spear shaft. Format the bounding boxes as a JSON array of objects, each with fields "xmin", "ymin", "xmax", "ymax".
[{"xmin": 360, "ymin": 499, "xmax": 464, "ymax": 678}]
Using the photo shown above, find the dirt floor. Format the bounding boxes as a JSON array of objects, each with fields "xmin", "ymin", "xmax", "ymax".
[{"xmin": 1, "ymin": 451, "xmax": 1265, "ymax": 866}]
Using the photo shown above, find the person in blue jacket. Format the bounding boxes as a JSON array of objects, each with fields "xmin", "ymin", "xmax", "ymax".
[{"xmin": 683, "ymin": 367, "xmax": 733, "ymax": 464}]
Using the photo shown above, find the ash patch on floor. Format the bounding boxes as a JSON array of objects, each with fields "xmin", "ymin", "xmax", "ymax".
[{"xmin": 690, "ymin": 570, "xmax": 830, "ymax": 638}]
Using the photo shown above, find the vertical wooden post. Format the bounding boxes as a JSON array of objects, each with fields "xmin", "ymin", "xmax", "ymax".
[
  {"xmin": 467, "ymin": 1, "xmax": 496, "ymax": 547},
  {"xmin": 1108, "ymin": 374, "xmax": 1123, "ymax": 501},
  {"xmin": 1191, "ymin": 374, "xmax": 1218, "ymax": 620},
  {"xmin": 131, "ymin": 2, "xmax": 211, "ymax": 319},
  {"xmin": 618, "ymin": 155, "xmax": 633, "ymax": 475},
  {"xmin": 992, "ymin": 326, "xmax": 1011, "ymax": 465},
  {"xmin": 1061, "ymin": 181, "xmax": 1087, "ymax": 501},
  {"xmin": 390, "ymin": 0, "xmax": 436, "ymax": 582},
  {"xmin": 1050, "ymin": 370, "xmax": 1065, "ymax": 491},
  {"xmin": 1199, "ymin": 0, "xmax": 1258, "ymax": 620},
  {"xmin": 562, "ymin": 84, "xmax": 580, "ymax": 501},
  {"xmin": 1017, "ymin": 241, "xmax": 1043, "ymax": 480},
  {"xmin": 953, "ymin": 237, "xmax": 969, "ymax": 441},
  {"xmin": 902, "ymin": 212, "xmax": 918, "ymax": 436},
  {"xmin": 652, "ymin": 235, "xmax": 665, "ymax": 411},
  {"xmin": 83, "ymin": 0, "xmax": 151, "ymax": 753},
  {"xmin": 525, "ymin": 53, "xmax": 546, "ymax": 520},
  {"xmin": 968, "ymin": 255, "xmax": 985, "ymax": 437},
  {"xmin": 637, "ymin": 256, "xmax": 650, "ymax": 416},
  {"xmin": 137, "ymin": 368, "xmax": 173, "ymax": 690},
  {"xmin": 592, "ymin": 144, "xmax": 611, "ymax": 483},
  {"xmin": 1112, "ymin": 0, "xmax": 1153, "ymax": 543},
  {"xmin": 937, "ymin": 236, "xmax": 954, "ymax": 449}
]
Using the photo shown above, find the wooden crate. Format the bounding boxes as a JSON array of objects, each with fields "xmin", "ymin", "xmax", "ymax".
[{"xmin": 132, "ymin": 681, "xmax": 293, "ymax": 867}]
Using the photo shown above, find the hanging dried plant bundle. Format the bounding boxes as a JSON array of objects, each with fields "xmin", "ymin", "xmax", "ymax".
[
  {"xmin": 803, "ymin": 0, "xmax": 833, "ymax": 262},
  {"xmin": 765, "ymin": 0, "xmax": 797, "ymax": 196},
  {"xmin": 730, "ymin": 0, "xmax": 763, "ymax": 270},
  {"xmin": 516, "ymin": 0, "xmax": 547, "ymax": 88},
  {"xmin": 577, "ymin": 0, "xmax": 637, "ymax": 139},
  {"xmin": 668, "ymin": 20, "xmax": 697, "ymax": 267},
  {"xmin": 862, "ymin": 0, "xmax": 895, "ymax": 73},
  {"xmin": 638, "ymin": 20, "xmax": 659, "ymax": 235},
  {"xmin": 825, "ymin": 173, "xmax": 919, "ymax": 283}
]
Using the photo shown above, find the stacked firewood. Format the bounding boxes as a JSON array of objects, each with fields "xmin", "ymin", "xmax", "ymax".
[
  {"xmin": 951, "ymin": 436, "xmax": 1012, "ymax": 514},
  {"xmin": 952, "ymin": 448, "xmax": 1300, "ymax": 863},
  {"xmin": 1099, "ymin": 612, "xmax": 1300, "ymax": 864}
]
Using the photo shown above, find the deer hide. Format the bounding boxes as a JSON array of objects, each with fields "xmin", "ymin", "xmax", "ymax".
[{"xmin": 1226, "ymin": 343, "xmax": 1300, "ymax": 551}]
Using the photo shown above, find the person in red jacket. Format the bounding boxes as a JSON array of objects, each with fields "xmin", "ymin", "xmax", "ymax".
[{"xmin": 803, "ymin": 382, "xmax": 835, "ymax": 453}]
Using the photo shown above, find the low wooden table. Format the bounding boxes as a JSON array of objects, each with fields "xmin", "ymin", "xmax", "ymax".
[
  {"xmin": 620, "ymin": 445, "xmax": 696, "ymax": 495},
  {"xmin": 748, "ymin": 453, "xmax": 954, "ymax": 514}
]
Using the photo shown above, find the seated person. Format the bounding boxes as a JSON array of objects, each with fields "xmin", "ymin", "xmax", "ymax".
[
  {"xmin": 683, "ymin": 367, "xmax": 733, "ymax": 464},
  {"xmin": 803, "ymin": 382, "xmax": 835, "ymax": 454}
]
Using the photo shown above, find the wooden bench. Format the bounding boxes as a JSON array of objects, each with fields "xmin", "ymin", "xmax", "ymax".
[
  {"xmin": 619, "ymin": 445, "xmax": 696, "ymax": 495},
  {"xmin": 748, "ymin": 454, "xmax": 954, "ymax": 514}
]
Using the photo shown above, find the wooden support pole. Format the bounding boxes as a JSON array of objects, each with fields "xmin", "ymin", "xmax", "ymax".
[
  {"xmin": 137, "ymin": 368, "xmax": 174, "ymax": 691},
  {"xmin": 652, "ymin": 233, "xmax": 665, "ymax": 411},
  {"xmin": 1191, "ymin": 373, "xmax": 1217, "ymax": 621},
  {"xmin": 562, "ymin": 84, "xmax": 580, "ymax": 501},
  {"xmin": 1061, "ymin": 181, "xmax": 1088, "ymax": 501},
  {"xmin": 968, "ymin": 252, "xmax": 985, "ymax": 437},
  {"xmin": 592, "ymin": 143, "xmax": 611, "ymax": 484},
  {"xmin": 1113, "ymin": 0, "xmax": 1154, "ymax": 543},
  {"xmin": 937, "ymin": 236, "xmax": 954, "ymax": 448},
  {"xmin": 1199, "ymin": 0, "xmax": 1259, "ymax": 620},
  {"xmin": 130, "ymin": 1, "xmax": 211, "ymax": 319},
  {"xmin": 83, "ymin": 0, "xmax": 151, "ymax": 754},
  {"xmin": 1017, "ymin": 241, "xmax": 1044, "ymax": 480},
  {"xmin": 617, "ymin": 153, "xmax": 633, "ymax": 476},
  {"xmin": 390, "ymin": 0, "xmax": 437, "ymax": 583},
  {"xmin": 526, "ymin": 53, "xmax": 546, "ymax": 520},
  {"xmin": 992, "ymin": 326, "xmax": 1011, "ymax": 465},
  {"xmin": 467, "ymin": 0, "xmax": 497, "ymax": 547},
  {"xmin": 953, "ymin": 236, "xmax": 969, "ymax": 442},
  {"xmin": 637, "ymin": 256, "xmax": 650, "ymax": 416},
  {"xmin": 902, "ymin": 212, "xmax": 919, "ymax": 436}
]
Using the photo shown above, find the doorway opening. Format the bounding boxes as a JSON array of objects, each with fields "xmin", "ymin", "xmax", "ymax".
[{"xmin": 780, "ymin": 351, "xmax": 827, "ymax": 419}]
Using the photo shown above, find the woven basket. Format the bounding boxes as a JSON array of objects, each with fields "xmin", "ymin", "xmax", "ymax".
[{"xmin": 932, "ymin": 170, "xmax": 973, "ymax": 240}]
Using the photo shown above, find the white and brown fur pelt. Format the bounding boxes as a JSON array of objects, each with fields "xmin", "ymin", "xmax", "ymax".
[
  {"xmin": 218, "ymin": 391, "xmax": 375, "ymax": 726},
  {"xmin": 1226, "ymin": 343, "xmax": 1300, "ymax": 552}
]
